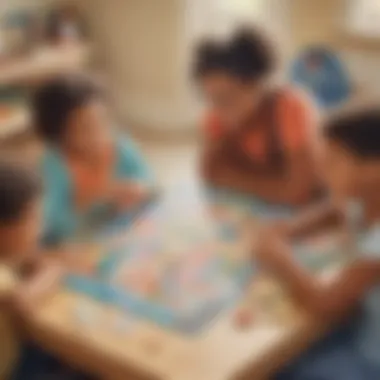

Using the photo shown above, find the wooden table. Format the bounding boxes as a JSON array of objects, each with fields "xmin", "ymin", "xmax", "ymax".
[
  {"xmin": 23, "ymin": 193, "xmax": 339, "ymax": 380},
  {"xmin": 26, "ymin": 282, "xmax": 331, "ymax": 380}
]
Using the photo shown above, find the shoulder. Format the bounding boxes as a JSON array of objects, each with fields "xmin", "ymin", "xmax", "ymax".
[
  {"xmin": 275, "ymin": 85, "xmax": 320, "ymax": 126},
  {"xmin": 276, "ymin": 86, "xmax": 318, "ymax": 113},
  {"xmin": 40, "ymin": 148, "xmax": 70, "ymax": 195},
  {"xmin": 114, "ymin": 135, "xmax": 152, "ymax": 180},
  {"xmin": 275, "ymin": 87, "xmax": 320, "ymax": 150}
]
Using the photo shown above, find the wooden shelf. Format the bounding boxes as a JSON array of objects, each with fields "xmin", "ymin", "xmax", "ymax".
[
  {"xmin": 0, "ymin": 44, "xmax": 91, "ymax": 87},
  {"xmin": 0, "ymin": 106, "xmax": 29, "ymax": 139},
  {"xmin": 0, "ymin": 43, "xmax": 91, "ymax": 139}
]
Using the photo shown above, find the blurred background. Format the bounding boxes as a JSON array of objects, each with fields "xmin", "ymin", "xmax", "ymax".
[{"xmin": 1, "ymin": 0, "xmax": 380, "ymax": 163}]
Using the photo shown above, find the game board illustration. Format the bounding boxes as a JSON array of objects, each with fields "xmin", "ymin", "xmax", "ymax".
[
  {"xmin": 66, "ymin": 187, "xmax": 258, "ymax": 334},
  {"xmin": 65, "ymin": 185, "xmax": 348, "ymax": 334}
]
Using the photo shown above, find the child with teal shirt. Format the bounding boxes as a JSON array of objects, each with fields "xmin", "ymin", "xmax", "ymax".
[
  {"xmin": 32, "ymin": 75, "xmax": 153, "ymax": 245},
  {"xmin": 253, "ymin": 108, "xmax": 380, "ymax": 379}
]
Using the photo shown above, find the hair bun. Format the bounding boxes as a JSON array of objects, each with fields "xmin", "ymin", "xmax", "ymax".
[
  {"xmin": 193, "ymin": 40, "xmax": 228, "ymax": 77},
  {"xmin": 196, "ymin": 40, "xmax": 225, "ymax": 63},
  {"xmin": 193, "ymin": 26, "xmax": 275, "ymax": 80},
  {"xmin": 228, "ymin": 26, "xmax": 275, "ymax": 76},
  {"xmin": 229, "ymin": 28, "xmax": 257, "ymax": 55}
]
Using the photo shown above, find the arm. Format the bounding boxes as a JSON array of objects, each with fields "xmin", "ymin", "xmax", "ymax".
[
  {"xmin": 0, "ymin": 258, "xmax": 63, "ymax": 317},
  {"xmin": 275, "ymin": 200, "xmax": 344, "ymax": 240},
  {"xmin": 112, "ymin": 138, "xmax": 154, "ymax": 210},
  {"xmin": 15, "ymin": 257, "xmax": 64, "ymax": 304},
  {"xmin": 255, "ymin": 228, "xmax": 379, "ymax": 322},
  {"xmin": 204, "ymin": 152, "xmax": 319, "ymax": 206}
]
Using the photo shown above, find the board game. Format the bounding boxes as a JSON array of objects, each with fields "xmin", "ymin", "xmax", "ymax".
[
  {"xmin": 64, "ymin": 183, "xmax": 347, "ymax": 335},
  {"xmin": 64, "ymin": 183, "xmax": 292, "ymax": 334}
]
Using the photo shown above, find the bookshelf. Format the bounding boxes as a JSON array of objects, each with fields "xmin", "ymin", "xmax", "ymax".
[{"xmin": 0, "ymin": 43, "xmax": 90, "ymax": 139}]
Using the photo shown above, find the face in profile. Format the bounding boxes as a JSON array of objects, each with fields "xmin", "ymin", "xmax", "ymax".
[
  {"xmin": 1, "ymin": 199, "xmax": 42, "ymax": 264},
  {"xmin": 64, "ymin": 99, "xmax": 112, "ymax": 154},
  {"xmin": 200, "ymin": 72, "xmax": 262, "ymax": 129}
]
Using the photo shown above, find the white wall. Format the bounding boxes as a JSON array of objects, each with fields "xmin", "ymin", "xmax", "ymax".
[
  {"xmin": 79, "ymin": 0, "xmax": 188, "ymax": 131},
  {"xmin": 79, "ymin": 0, "xmax": 290, "ymax": 132},
  {"xmin": 289, "ymin": 0, "xmax": 380, "ymax": 98},
  {"xmin": 0, "ymin": 0, "xmax": 57, "ymax": 14}
]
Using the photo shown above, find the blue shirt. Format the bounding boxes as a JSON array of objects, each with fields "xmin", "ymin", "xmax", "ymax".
[{"xmin": 42, "ymin": 138, "xmax": 152, "ymax": 245}]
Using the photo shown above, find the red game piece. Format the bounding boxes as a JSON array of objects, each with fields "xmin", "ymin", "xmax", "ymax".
[{"xmin": 234, "ymin": 308, "xmax": 254, "ymax": 329}]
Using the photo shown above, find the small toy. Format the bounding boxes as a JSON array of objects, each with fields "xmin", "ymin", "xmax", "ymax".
[
  {"xmin": 234, "ymin": 307, "xmax": 254, "ymax": 329},
  {"xmin": 45, "ymin": 4, "xmax": 86, "ymax": 45}
]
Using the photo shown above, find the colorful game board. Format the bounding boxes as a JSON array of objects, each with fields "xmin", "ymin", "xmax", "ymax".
[{"xmin": 65, "ymin": 184, "xmax": 346, "ymax": 334}]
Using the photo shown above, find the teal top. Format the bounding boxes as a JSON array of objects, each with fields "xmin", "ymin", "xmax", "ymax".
[
  {"xmin": 355, "ymin": 223, "xmax": 380, "ymax": 367},
  {"xmin": 342, "ymin": 199, "xmax": 380, "ymax": 367},
  {"xmin": 42, "ymin": 138, "xmax": 152, "ymax": 246}
]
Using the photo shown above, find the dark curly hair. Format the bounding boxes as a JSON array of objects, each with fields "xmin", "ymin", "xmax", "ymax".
[
  {"xmin": 193, "ymin": 27, "xmax": 276, "ymax": 82},
  {"xmin": 32, "ymin": 75, "xmax": 104, "ymax": 144},
  {"xmin": 324, "ymin": 107, "xmax": 380, "ymax": 158},
  {"xmin": 0, "ymin": 160, "xmax": 41, "ymax": 225}
]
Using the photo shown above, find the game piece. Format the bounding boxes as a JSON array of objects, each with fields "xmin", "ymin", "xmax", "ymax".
[{"xmin": 233, "ymin": 307, "xmax": 254, "ymax": 329}]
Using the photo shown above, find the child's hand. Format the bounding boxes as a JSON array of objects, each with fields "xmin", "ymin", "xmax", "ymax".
[
  {"xmin": 111, "ymin": 181, "xmax": 149, "ymax": 210},
  {"xmin": 11, "ymin": 258, "xmax": 64, "ymax": 318},
  {"xmin": 254, "ymin": 226, "xmax": 290, "ymax": 274}
]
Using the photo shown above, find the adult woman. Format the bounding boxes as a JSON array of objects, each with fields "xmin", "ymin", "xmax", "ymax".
[{"xmin": 195, "ymin": 28, "xmax": 322, "ymax": 206}]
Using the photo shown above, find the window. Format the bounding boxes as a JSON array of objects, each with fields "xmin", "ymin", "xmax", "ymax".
[
  {"xmin": 185, "ymin": 0, "xmax": 264, "ymax": 40},
  {"xmin": 347, "ymin": 0, "xmax": 380, "ymax": 37}
]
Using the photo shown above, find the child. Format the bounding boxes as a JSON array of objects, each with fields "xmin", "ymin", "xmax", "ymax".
[
  {"xmin": 254, "ymin": 108, "xmax": 380, "ymax": 379},
  {"xmin": 194, "ymin": 27, "xmax": 322, "ymax": 206},
  {"xmin": 32, "ymin": 75, "xmax": 153, "ymax": 245},
  {"xmin": 0, "ymin": 160, "xmax": 77, "ymax": 380}
]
